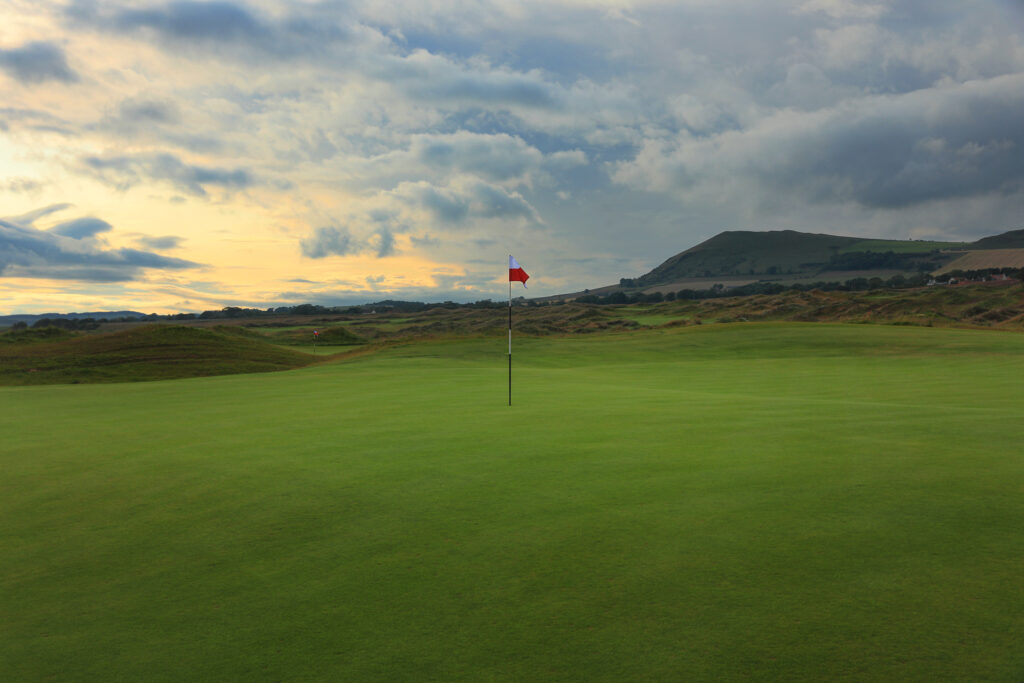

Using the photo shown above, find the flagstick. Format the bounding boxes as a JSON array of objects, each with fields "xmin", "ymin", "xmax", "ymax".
[{"xmin": 508, "ymin": 273, "xmax": 512, "ymax": 406}]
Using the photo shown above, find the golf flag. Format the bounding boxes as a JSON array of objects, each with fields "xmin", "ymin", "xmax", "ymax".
[{"xmin": 509, "ymin": 256, "xmax": 529, "ymax": 287}]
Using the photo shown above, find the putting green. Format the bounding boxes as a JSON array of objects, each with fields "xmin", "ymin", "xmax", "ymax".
[{"xmin": 2, "ymin": 323, "xmax": 1022, "ymax": 680}]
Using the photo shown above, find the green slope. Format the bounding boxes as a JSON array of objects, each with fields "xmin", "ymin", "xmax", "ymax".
[
  {"xmin": 968, "ymin": 228, "xmax": 1024, "ymax": 250},
  {"xmin": 634, "ymin": 229, "xmax": 962, "ymax": 286},
  {"xmin": 2, "ymin": 324, "xmax": 1023, "ymax": 680},
  {"xmin": 637, "ymin": 230, "xmax": 862, "ymax": 283},
  {"xmin": 0, "ymin": 324, "xmax": 317, "ymax": 385}
]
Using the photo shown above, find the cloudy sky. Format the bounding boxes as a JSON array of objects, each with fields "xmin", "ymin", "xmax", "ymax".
[{"xmin": 2, "ymin": 0, "xmax": 1023, "ymax": 313}]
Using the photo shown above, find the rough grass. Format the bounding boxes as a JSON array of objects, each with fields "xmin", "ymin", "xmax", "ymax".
[
  {"xmin": 631, "ymin": 283, "xmax": 1024, "ymax": 329},
  {"xmin": 2, "ymin": 323, "xmax": 1023, "ymax": 680},
  {"xmin": 260, "ymin": 324, "xmax": 363, "ymax": 347},
  {"xmin": 0, "ymin": 324, "xmax": 317, "ymax": 385},
  {"xmin": 0, "ymin": 326, "xmax": 75, "ymax": 344}
]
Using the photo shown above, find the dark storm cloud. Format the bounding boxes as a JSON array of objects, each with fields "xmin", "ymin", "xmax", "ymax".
[
  {"xmin": 621, "ymin": 72, "xmax": 1024, "ymax": 216},
  {"xmin": 0, "ymin": 41, "xmax": 78, "ymax": 84},
  {"xmin": 763, "ymin": 75, "xmax": 1024, "ymax": 209},
  {"xmin": 82, "ymin": 152, "xmax": 253, "ymax": 196},
  {"xmin": 0, "ymin": 217, "xmax": 199, "ymax": 282}
]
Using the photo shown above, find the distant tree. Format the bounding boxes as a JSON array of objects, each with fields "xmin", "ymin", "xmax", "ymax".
[
  {"xmin": 887, "ymin": 274, "xmax": 907, "ymax": 289},
  {"xmin": 292, "ymin": 304, "xmax": 328, "ymax": 315},
  {"xmin": 846, "ymin": 277, "xmax": 869, "ymax": 291},
  {"xmin": 606, "ymin": 291, "xmax": 629, "ymax": 304}
]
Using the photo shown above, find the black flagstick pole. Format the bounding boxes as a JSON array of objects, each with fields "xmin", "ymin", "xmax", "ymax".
[{"xmin": 508, "ymin": 260, "xmax": 512, "ymax": 406}]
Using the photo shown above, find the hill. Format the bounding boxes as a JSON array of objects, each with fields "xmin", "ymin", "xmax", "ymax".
[
  {"xmin": 968, "ymin": 228, "xmax": 1024, "ymax": 250},
  {"xmin": 0, "ymin": 324, "xmax": 318, "ymax": 385},
  {"xmin": 632, "ymin": 229, "xmax": 959, "ymax": 287}
]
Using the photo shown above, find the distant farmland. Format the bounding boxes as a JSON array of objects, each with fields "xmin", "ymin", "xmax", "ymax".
[{"xmin": 935, "ymin": 248, "xmax": 1024, "ymax": 274}]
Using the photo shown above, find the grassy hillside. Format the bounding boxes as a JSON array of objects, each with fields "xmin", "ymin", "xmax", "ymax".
[
  {"xmin": 233, "ymin": 283, "xmax": 1024, "ymax": 342},
  {"xmin": 256, "ymin": 324, "xmax": 363, "ymax": 347},
  {"xmin": 633, "ymin": 230, "xmax": 960, "ymax": 286},
  {"xmin": 968, "ymin": 228, "xmax": 1024, "ymax": 250},
  {"xmin": 0, "ymin": 324, "xmax": 318, "ymax": 385},
  {"xmin": 627, "ymin": 282, "xmax": 1024, "ymax": 329},
  {"xmin": 7, "ymin": 282, "xmax": 1024, "ymax": 388},
  {"xmin": 2, "ymin": 324, "xmax": 1023, "ymax": 680}
]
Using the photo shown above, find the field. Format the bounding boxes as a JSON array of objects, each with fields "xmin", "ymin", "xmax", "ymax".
[
  {"xmin": 2, "ymin": 323, "xmax": 1023, "ymax": 680},
  {"xmin": 936, "ymin": 248, "xmax": 1024, "ymax": 275}
]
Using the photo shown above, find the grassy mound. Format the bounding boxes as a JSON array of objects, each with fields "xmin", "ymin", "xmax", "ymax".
[
  {"xmin": 0, "ymin": 324, "xmax": 318, "ymax": 385},
  {"xmin": 0, "ymin": 326, "xmax": 75, "ymax": 344}
]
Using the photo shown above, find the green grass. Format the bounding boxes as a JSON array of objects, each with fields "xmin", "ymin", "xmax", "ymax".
[
  {"xmin": 0, "ymin": 324, "xmax": 316, "ymax": 385},
  {"xmin": 259, "ymin": 325, "xmax": 363, "ymax": 347},
  {"xmin": 2, "ymin": 323, "xmax": 1023, "ymax": 680},
  {"xmin": 836, "ymin": 239, "xmax": 966, "ymax": 254},
  {"xmin": 614, "ymin": 306, "xmax": 688, "ymax": 326}
]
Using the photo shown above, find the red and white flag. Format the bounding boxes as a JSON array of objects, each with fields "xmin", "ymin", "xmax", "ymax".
[{"xmin": 509, "ymin": 256, "xmax": 529, "ymax": 287}]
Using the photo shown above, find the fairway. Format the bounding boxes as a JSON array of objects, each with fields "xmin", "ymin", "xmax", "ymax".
[{"xmin": 2, "ymin": 323, "xmax": 1023, "ymax": 680}]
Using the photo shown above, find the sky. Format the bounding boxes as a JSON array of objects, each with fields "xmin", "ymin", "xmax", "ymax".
[{"xmin": 1, "ymin": 0, "xmax": 1023, "ymax": 313}]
